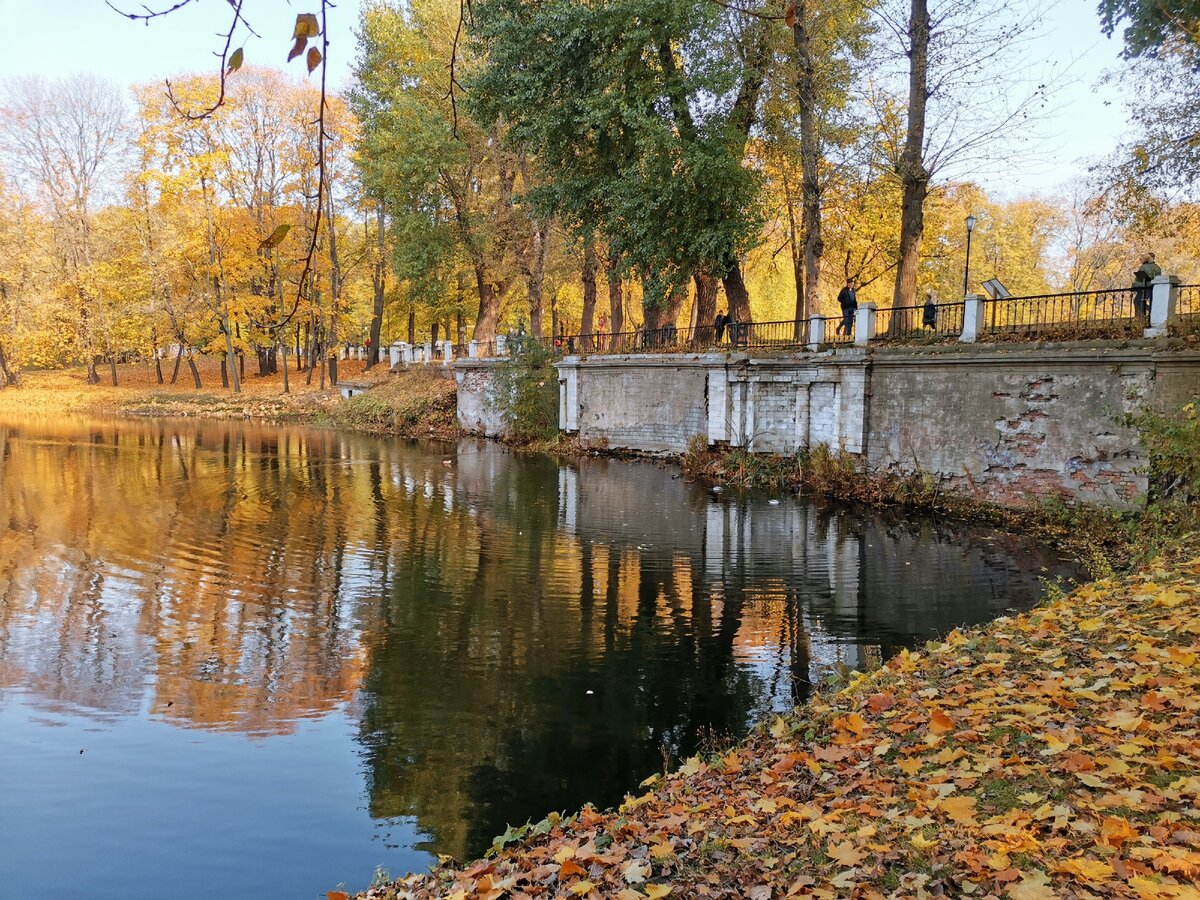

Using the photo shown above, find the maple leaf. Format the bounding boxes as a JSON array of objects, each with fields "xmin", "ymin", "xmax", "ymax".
[
  {"xmin": 827, "ymin": 841, "xmax": 866, "ymax": 867},
  {"xmin": 929, "ymin": 709, "xmax": 955, "ymax": 734},
  {"xmin": 623, "ymin": 859, "xmax": 651, "ymax": 884},
  {"xmin": 1006, "ymin": 870, "xmax": 1058, "ymax": 899},
  {"xmin": 939, "ymin": 795, "xmax": 978, "ymax": 825}
]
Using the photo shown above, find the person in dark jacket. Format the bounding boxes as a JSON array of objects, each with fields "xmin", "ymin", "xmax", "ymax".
[
  {"xmin": 836, "ymin": 278, "xmax": 857, "ymax": 336},
  {"xmin": 1132, "ymin": 252, "xmax": 1161, "ymax": 318},
  {"xmin": 922, "ymin": 292, "xmax": 938, "ymax": 329},
  {"xmin": 714, "ymin": 311, "xmax": 727, "ymax": 343}
]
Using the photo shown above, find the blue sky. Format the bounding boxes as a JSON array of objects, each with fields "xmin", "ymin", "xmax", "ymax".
[{"xmin": 0, "ymin": 0, "xmax": 1131, "ymax": 197}]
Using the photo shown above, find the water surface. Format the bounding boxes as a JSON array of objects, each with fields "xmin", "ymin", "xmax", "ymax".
[{"xmin": 0, "ymin": 416, "xmax": 1078, "ymax": 897}]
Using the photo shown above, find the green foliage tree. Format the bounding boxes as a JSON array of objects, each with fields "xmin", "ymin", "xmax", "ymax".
[
  {"xmin": 1098, "ymin": 0, "xmax": 1200, "ymax": 57},
  {"xmin": 470, "ymin": 0, "xmax": 764, "ymax": 326}
]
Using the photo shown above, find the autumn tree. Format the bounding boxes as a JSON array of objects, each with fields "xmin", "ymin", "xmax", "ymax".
[
  {"xmin": 872, "ymin": 0, "xmax": 1054, "ymax": 307},
  {"xmin": 0, "ymin": 75, "xmax": 129, "ymax": 382}
]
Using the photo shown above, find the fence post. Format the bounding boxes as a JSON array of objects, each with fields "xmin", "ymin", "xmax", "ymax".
[
  {"xmin": 496, "ymin": 334, "xmax": 508, "ymax": 356},
  {"xmin": 1145, "ymin": 274, "xmax": 1180, "ymax": 338},
  {"xmin": 806, "ymin": 316, "xmax": 825, "ymax": 351},
  {"xmin": 854, "ymin": 303, "xmax": 877, "ymax": 346},
  {"xmin": 442, "ymin": 340, "xmax": 453, "ymax": 365},
  {"xmin": 469, "ymin": 339, "xmax": 479, "ymax": 359},
  {"xmin": 388, "ymin": 342, "xmax": 401, "ymax": 368},
  {"xmin": 960, "ymin": 295, "xmax": 985, "ymax": 343}
]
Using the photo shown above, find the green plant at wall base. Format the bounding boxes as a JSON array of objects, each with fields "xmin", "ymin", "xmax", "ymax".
[
  {"xmin": 1127, "ymin": 399, "xmax": 1200, "ymax": 504},
  {"xmin": 494, "ymin": 342, "xmax": 560, "ymax": 444}
]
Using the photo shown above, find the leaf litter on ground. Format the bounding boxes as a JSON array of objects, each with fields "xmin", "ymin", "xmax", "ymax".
[{"xmin": 361, "ymin": 542, "xmax": 1200, "ymax": 899}]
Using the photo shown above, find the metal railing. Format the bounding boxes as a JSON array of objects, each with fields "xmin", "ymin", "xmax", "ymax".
[
  {"xmin": 874, "ymin": 302, "xmax": 965, "ymax": 341},
  {"xmin": 981, "ymin": 288, "xmax": 1145, "ymax": 341},
  {"xmin": 437, "ymin": 282, "xmax": 1194, "ymax": 362},
  {"xmin": 1174, "ymin": 285, "xmax": 1200, "ymax": 336}
]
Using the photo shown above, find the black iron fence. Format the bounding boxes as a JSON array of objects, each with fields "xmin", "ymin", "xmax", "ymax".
[
  {"xmin": 981, "ymin": 288, "xmax": 1144, "ymax": 341},
  {"xmin": 444, "ymin": 282, "xmax": 1193, "ymax": 361},
  {"xmin": 1175, "ymin": 285, "xmax": 1200, "ymax": 335},
  {"xmin": 874, "ymin": 302, "xmax": 965, "ymax": 341}
]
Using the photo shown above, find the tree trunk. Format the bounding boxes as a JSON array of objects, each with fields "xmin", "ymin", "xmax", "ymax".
[
  {"xmin": 793, "ymin": 1, "xmax": 824, "ymax": 332},
  {"xmin": 892, "ymin": 0, "xmax": 931, "ymax": 310},
  {"xmin": 0, "ymin": 342, "xmax": 18, "ymax": 386},
  {"xmin": 526, "ymin": 220, "xmax": 549, "ymax": 339},
  {"xmin": 643, "ymin": 285, "xmax": 686, "ymax": 332},
  {"xmin": 407, "ymin": 307, "xmax": 415, "ymax": 345},
  {"xmin": 154, "ymin": 353, "xmax": 163, "ymax": 385},
  {"xmin": 220, "ymin": 357, "xmax": 229, "ymax": 389},
  {"xmin": 367, "ymin": 203, "xmax": 386, "ymax": 369},
  {"xmin": 472, "ymin": 267, "xmax": 500, "ymax": 342},
  {"xmin": 431, "ymin": 322, "xmax": 440, "ymax": 345},
  {"xmin": 109, "ymin": 353, "xmax": 118, "ymax": 386},
  {"xmin": 722, "ymin": 262, "xmax": 752, "ymax": 324},
  {"xmin": 782, "ymin": 169, "xmax": 806, "ymax": 338},
  {"xmin": 693, "ymin": 273, "xmax": 719, "ymax": 345},
  {"xmin": 280, "ymin": 335, "xmax": 290, "ymax": 394},
  {"xmin": 222, "ymin": 317, "xmax": 241, "ymax": 393},
  {"xmin": 607, "ymin": 260, "xmax": 624, "ymax": 349},
  {"xmin": 86, "ymin": 355, "xmax": 100, "ymax": 385},
  {"xmin": 326, "ymin": 187, "xmax": 341, "ymax": 386},
  {"xmin": 457, "ymin": 311, "xmax": 466, "ymax": 351},
  {"xmin": 581, "ymin": 236, "xmax": 598, "ymax": 345},
  {"xmin": 186, "ymin": 351, "xmax": 201, "ymax": 389},
  {"xmin": 170, "ymin": 343, "xmax": 183, "ymax": 384}
]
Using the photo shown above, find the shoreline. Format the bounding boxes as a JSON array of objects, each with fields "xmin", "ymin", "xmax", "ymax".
[
  {"xmin": 0, "ymin": 365, "xmax": 1166, "ymax": 575},
  {"xmin": 361, "ymin": 539, "xmax": 1200, "ymax": 899}
]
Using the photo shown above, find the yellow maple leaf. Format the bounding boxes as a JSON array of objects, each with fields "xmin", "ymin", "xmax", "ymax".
[
  {"xmin": 644, "ymin": 886, "xmax": 672, "ymax": 899},
  {"xmin": 570, "ymin": 882, "xmax": 596, "ymax": 896},
  {"xmin": 1007, "ymin": 870, "xmax": 1058, "ymax": 899},
  {"xmin": 939, "ymin": 795, "xmax": 978, "ymax": 825},
  {"xmin": 1056, "ymin": 857, "xmax": 1115, "ymax": 882},
  {"xmin": 827, "ymin": 840, "xmax": 866, "ymax": 867}
]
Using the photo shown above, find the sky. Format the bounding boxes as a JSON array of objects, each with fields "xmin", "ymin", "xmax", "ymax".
[{"xmin": 0, "ymin": 0, "xmax": 1133, "ymax": 198}]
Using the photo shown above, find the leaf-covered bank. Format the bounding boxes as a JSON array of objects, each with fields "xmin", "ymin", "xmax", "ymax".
[
  {"xmin": 0, "ymin": 363, "xmax": 460, "ymax": 441},
  {"xmin": 361, "ymin": 539, "xmax": 1200, "ymax": 899}
]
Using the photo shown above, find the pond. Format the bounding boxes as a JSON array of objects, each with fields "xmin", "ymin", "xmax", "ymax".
[{"xmin": 0, "ymin": 416, "xmax": 1080, "ymax": 898}]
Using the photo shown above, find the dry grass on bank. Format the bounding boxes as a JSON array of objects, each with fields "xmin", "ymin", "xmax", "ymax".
[{"xmin": 364, "ymin": 541, "xmax": 1200, "ymax": 899}]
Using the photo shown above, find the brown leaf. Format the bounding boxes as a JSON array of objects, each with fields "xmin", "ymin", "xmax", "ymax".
[
  {"xmin": 287, "ymin": 36, "xmax": 307, "ymax": 63},
  {"xmin": 307, "ymin": 46, "xmax": 322, "ymax": 74},
  {"xmin": 929, "ymin": 709, "xmax": 955, "ymax": 734},
  {"xmin": 293, "ymin": 12, "xmax": 320, "ymax": 39}
]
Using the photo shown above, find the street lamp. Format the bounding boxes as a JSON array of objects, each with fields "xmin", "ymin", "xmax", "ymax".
[{"xmin": 963, "ymin": 214, "xmax": 977, "ymax": 298}]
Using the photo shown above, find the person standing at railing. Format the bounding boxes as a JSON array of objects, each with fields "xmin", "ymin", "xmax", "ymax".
[
  {"xmin": 1132, "ymin": 253, "xmax": 1161, "ymax": 318},
  {"xmin": 837, "ymin": 278, "xmax": 858, "ymax": 336},
  {"xmin": 714, "ymin": 310, "xmax": 727, "ymax": 343},
  {"xmin": 923, "ymin": 292, "xmax": 938, "ymax": 329}
]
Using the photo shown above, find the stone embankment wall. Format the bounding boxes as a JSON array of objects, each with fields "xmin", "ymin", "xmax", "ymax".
[{"xmin": 457, "ymin": 343, "xmax": 1200, "ymax": 509}]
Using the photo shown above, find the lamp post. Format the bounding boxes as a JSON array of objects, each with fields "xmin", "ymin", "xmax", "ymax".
[{"xmin": 963, "ymin": 214, "xmax": 977, "ymax": 298}]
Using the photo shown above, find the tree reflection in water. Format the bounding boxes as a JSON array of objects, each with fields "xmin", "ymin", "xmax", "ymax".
[{"xmin": 0, "ymin": 416, "xmax": 1078, "ymax": 872}]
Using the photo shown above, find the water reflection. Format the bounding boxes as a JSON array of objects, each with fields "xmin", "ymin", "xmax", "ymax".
[{"xmin": 0, "ymin": 416, "xmax": 1076, "ymax": 895}]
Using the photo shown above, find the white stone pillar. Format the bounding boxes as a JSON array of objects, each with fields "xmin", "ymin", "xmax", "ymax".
[
  {"xmin": 495, "ymin": 334, "xmax": 508, "ymax": 356},
  {"xmin": 339, "ymin": 346, "xmax": 347, "ymax": 360},
  {"xmin": 389, "ymin": 343, "xmax": 402, "ymax": 367},
  {"xmin": 854, "ymin": 303, "xmax": 877, "ymax": 346},
  {"xmin": 706, "ymin": 367, "xmax": 729, "ymax": 444},
  {"xmin": 469, "ymin": 339, "xmax": 479, "ymax": 359},
  {"xmin": 960, "ymin": 295, "xmax": 986, "ymax": 343},
  {"xmin": 1146, "ymin": 274, "xmax": 1180, "ymax": 338},
  {"xmin": 806, "ymin": 316, "xmax": 825, "ymax": 351},
  {"xmin": 423, "ymin": 341, "xmax": 433, "ymax": 364},
  {"xmin": 442, "ymin": 340, "xmax": 453, "ymax": 365}
]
